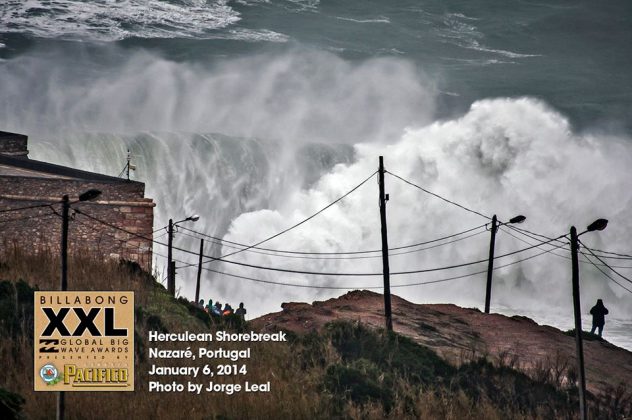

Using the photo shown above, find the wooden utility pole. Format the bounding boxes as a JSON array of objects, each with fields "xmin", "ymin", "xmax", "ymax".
[
  {"xmin": 195, "ymin": 239, "xmax": 204, "ymax": 304},
  {"xmin": 60, "ymin": 195, "xmax": 69, "ymax": 292},
  {"xmin": 58, "ymin": 195, "xmax": 69, "ymax": 420},
  {"xmin": 484, "ymin": 214, "xmax": 498, "ymax": 314},
  {"xmin": 167, "ymin": 218, "xmax": 174, "ymax": 295},
  {"xmin": 378, "ymin": 156, "xmax": 392, "ymax": 331},
  {"xmin": 169, "ymin": 261, "xmax": 176, "ymax": 296},
  {"xmin": 570, "ymin": 226, "xmax": 587, "ymax": 420}
]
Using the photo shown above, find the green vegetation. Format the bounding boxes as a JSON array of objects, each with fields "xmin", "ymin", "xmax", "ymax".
[{"xmin": 0, "ymin": 248, "xmax": 630, "ymax": 419}]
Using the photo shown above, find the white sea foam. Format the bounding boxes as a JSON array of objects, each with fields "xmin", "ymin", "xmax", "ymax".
[
  {"xmin": 216, "ymin": 28, "xmax": 289, "ymax": 43},
  {"xmin": 438, "ymin": 12, "xmax": 540, "ymax": 59},
  {"xmin": 465, "ymin": 40, "xmax": 541, "ymax": 59},
  {"xmin": 0, "ymin": 0, "xmax": 241, "ymax": 41},
  {"xmin": 441, "ymin": 57, "xmax": 518, "ymax": 67},
  {"xmin": 0, "ymin": 49, "xmax": 435, "ymax": 143},
  {"xmin": 335, "ymin": 16, "xmax": 391, "ymax": 24},
  {"xmin": 218, "ymin": 98, "xmax": 632, "ymax": 320},
  {"xmin": 285, "ymin": 0, "xmax": 320, "ymax": 8},
  {"xmin": 446, "ymin": 12, "xmax": 479, "ymax": 21}
]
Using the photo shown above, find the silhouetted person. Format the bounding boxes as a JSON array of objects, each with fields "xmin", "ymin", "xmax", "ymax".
[
  {"xmin": 235, "ymin": 302, "xmax": 247, "ymax": 320},
  {"xmin": 205, "ymin": 299, "xmax": 213, "ymax": 313},
  {"xmin": 590, "ymin": 299, "xmax": 609, "ymax": 338},
  {"xmin": 198, "ymin": 299, "xmax": 205, "ymax": 309}
]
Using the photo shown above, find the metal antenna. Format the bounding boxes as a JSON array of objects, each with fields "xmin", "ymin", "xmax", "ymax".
[{"xmin": 126, "ymin": 149, "xmax": 136, "ymax": 180}]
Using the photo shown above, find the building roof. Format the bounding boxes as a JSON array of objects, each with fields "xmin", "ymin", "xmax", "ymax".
[
  {"xmin": 0, "ymin": 130, "xmax": 141, "ymax": 184},
  {"xmin": 0, "ymin": 153, "xmax": 141, "ymax": 184}
]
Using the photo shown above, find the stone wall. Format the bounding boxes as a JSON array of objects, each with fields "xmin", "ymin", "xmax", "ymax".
[
  {"xmin": 0, "ymin": 176, "xmax": 154, "ymax": 271},
  {"xmin": 0, "ymin": 132, "xmax": 28, "ymax": 157}
]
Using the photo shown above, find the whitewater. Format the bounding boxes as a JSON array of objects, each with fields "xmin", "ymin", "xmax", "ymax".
[{"xmin": 0, "ymin": 0, "xmax": 630, "ymax": 349}]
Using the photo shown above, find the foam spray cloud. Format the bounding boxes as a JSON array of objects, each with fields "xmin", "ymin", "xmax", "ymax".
[
  {"xmin": 0, "ymin": 47, "xmax": 630, "ymax": 335},
  {"xmin": 0, "ymin": 47, "xmax": 435, "ymax": 144},
  {"xmin": 223, "ymin": 97, "xmax": 632, "ymax": 319}
]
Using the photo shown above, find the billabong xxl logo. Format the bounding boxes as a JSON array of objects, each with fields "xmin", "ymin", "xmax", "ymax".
[
  {"xmin": 41, "ymin": 308, "xmax": 127, "ymax": 336},
  {"xmin": 34, "ymin": 291, "xmax": 134, "ymax": 391}
]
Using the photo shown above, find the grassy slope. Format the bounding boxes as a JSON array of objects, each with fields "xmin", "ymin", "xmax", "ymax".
[{"xmin": 0, "ymin": 249, "xmax": 629, "ymax": 419}]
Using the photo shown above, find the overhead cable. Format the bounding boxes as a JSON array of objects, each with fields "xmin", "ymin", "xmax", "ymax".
[
  {"xmin": 386, "ymin": 170, "xmax": 491, "ymax": 220},
  {"xmin": 74, "ymin": 208, "xmax": 567, "ymax": 277}
]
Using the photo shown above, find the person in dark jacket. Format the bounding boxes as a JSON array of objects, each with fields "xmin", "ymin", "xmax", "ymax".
[
  {"xmin": 235, "ymin": 302, "xmax": 247, "ymax": 320},
  {"xmin": 589, "ymin": 299, "xmax": 609, "ymax": 337}
]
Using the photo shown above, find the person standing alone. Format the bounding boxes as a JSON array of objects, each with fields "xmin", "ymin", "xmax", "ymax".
[{"xmin": 589, "ymin": 299, "xmax": 609, "ymax": 338}]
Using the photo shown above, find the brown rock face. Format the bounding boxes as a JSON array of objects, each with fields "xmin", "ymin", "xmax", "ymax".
[{"xmin": 253, "ymin": 290, "xmax": 632, "ymax": 395}]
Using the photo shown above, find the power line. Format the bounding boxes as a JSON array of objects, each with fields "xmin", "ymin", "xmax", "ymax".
[
  {"xmin": 579, "ymin": 240, "xmax": 632, "ymax": 286},
  {"xmin": 154, "ymin": 231, "xmax": 168, "ymax": 240},
  {"xmin": 173, "ymin": 170, "xmax": 380, "ymax": 269},
  {"xmin": 506, "ymin": 224, "xmax": 569, "ymax": 247},
  {"xmin": 182, "ymin": 223, "xmax": 489, "ymax": 255},
  {"xmin": 152, "ymin": 170, "xmax": 381, "ymax": 269},
  {"xmin": 68, "ymin": 204, "xmax": 571, "ymax": 291},
  {"xmin": 98, "ymin": 213, "xmax": 567, "ymax": 291},
  {"xmin": 500, "ymin": 227, "xmax": 632, "ymax": 269},
  {"xmin": 0, "ymin": 209, "xmax": 58, "ymax": 224},
  {"xmin": 192, "ymin": 240, "xmax": 569, "ymax": 290},
  {"xmin": 178, "ymin": 228, "xmax": 486, "ymax": 260},
  {"xmin": 509, "ymin": 224, "xmax": 632, "ymax": 261},
  {"xmin": 385, "ymin": 170, "xmax": 491, "ymax": 220},
  {"xmin": 211, "ymin": 170, "xmax": 378, "ymax": 262},
  {"xmin": 76, "ymin": 207, "xmax": 568, "ymax": 277},
  {"xmin": 198, "ymin": 233, "xmax": 566, "ymax": 277},
  {"xmin": 180, "ymin": 223, "xmax": 487, "ymax": 255},
  {"xmin": 581, "ymin": 246, "xmax": 632, "ymax": 261},
  {"xmin": 0, "ymin": 202, "xmax": 56, "ymax": 213},
  {"xmin": 177, "ymin": 224, "xmax": 488, "ymax": 260},
  {"xmin": 503, "ymin": 223, "xmax": 627, "ymax": 265},
  {"xmin": 582, "ymin": 254, "xmax": 632, "ymax": 294}
]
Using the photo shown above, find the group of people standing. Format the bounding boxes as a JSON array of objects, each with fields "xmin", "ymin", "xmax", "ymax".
[
  {"xmin": 195, "ymin": 299, "xmax": 247, "ymax": 320},
  {"xmin": 188, "ymin": 297, "xmax": 608, "ymax": 336}
]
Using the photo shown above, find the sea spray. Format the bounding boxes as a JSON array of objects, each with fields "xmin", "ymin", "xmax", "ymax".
[{"xmin": 1, "ymin": 48, "xmax": 630, "ymax": 337}]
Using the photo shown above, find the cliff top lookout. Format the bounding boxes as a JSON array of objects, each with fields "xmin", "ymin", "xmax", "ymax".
[{"xmin": 0, "ymin": 130, "xmax": 154, "ymax": 271}]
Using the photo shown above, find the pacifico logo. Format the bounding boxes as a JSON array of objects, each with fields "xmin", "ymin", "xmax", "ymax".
[{"xmin": 34, "ymin": 291, "xmax": 134, "ymax": 391}]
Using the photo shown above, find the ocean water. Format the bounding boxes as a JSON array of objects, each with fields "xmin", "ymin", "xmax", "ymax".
[
  {"xmin": 0, "ymin": 1, "xmax": 631, "ymax": 349},
  {"xmin": 496, "ymin": 306, "xmax": 632, "ymax": 351}
]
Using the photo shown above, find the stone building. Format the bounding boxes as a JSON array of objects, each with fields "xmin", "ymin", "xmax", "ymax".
[{"xmin": 0, "ymin": 131, "xmax": 154, "ymax": 270}]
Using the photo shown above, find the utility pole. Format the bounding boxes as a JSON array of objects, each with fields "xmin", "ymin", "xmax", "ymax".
[
  {"xmin": 378, "ymin": 156, "xmax": 392, "ymax": 331},
  {"xmin": 169, "ymin": 261, "xmax": 176, "ymax": 296},
  {"xmin": 56, "ymin": 189, "xmax": 101, "ymax": 420},
  {"xmin": 484, "ymin": 214, "xmax": 525, "ymax": 313},
  {"xmin": 60, "ymin": 195, "xmax": 69, "ymax": 291},
  {"xmin": 58, "ymin": 195, "xmax": 69, "ymax": 420},
  {"xmin": 165, "ymin": 215, "xmax": 199, "ymax": 296},
  {"xmin": 167, "ymin": 218, "xmax": 174, "ymax": 295},
  {"xmin": 484, "ymin": 214, "xmax": 498, "ymax": 314},
  {"xmin": 570, "ymin": 226, "xmax": 587, "ymax": 420},
  {"xmin": 195, "ymin": 239, "xmax": 204, "ymax": 304}
]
